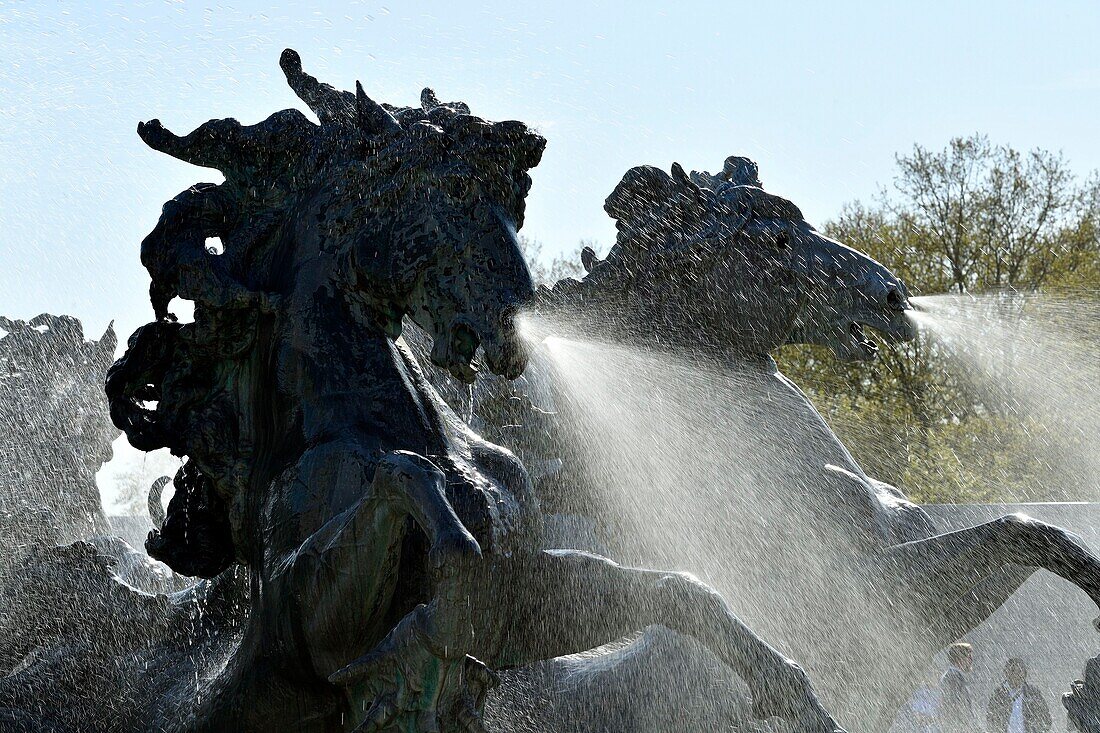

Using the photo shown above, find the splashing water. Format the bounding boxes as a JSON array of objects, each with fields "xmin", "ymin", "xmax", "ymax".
[
  {"xmin": 909, "ymin": 291, "xmax": 1100, "ymax": 497},
  {"xmin": 517, "ymin": 312, "xmax": 933, "ymax": 724}
]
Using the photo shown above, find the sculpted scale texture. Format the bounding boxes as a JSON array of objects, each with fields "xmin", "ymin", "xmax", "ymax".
[{"xmin": 102, "ymin": 51, "xmax": 843, "ymax": 732}]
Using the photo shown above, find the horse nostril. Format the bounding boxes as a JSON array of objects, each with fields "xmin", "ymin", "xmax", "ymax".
[{"xmin": 886, "ymin": 288, "xmax": 906, "ymax": 311}]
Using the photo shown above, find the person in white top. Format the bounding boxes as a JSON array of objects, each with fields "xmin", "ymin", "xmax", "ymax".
[
  {"xmin": 987, "ymin": 658, "xmax": 1051, "ymax": 733},
  {"xmin": 894, "ymin": 674, "xmax": 943, "ymax": 733}
]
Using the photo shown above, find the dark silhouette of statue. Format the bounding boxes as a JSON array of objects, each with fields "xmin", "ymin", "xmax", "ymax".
[{"xmin": 101, "ymin": 50, "xmax": 844, "ymax": 733}]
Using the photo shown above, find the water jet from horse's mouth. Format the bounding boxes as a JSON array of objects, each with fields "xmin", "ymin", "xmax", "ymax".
[
  {"xmin": 907, "ymin": 291, "xmax": 1100, "ymax": 498},
  {"xmin": 907, "ymin": 295, "xmax": 937, "ymax": 312},
  {"xmin": 515, "ymin": 310, "xmax": 558, "ymax": 345},
  {"xmin": 515, "ymin": 310, "xmax": 930, "ymax": 723}
]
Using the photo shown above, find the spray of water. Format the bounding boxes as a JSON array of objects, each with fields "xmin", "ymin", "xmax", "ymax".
[
  {"xmin": 909, "ymin": 291, "xmax": 1100, "ymax": 497},
  {"xmin": 517, "ymin": 312, "xmax": 933, "ymax": 725}
]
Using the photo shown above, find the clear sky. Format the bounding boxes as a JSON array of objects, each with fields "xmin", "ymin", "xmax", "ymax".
[
  {"xmin": 3, "ymin": 1, "xmax": 1099, "ymax": 508},
  {"xmin": 3, "ymin": 1, "xmax": 1100, "ymax": 343}
]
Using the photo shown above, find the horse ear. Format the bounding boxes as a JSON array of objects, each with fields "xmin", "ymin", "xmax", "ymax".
[
  {"xmin": 356, "ymin": 81, "xmax": 403, "ymax": 136},
  {"xmin": 420, "ymin": 87, "xmax": 440, "ymax": 110},
  {"xmin": 580, "ymin": 246, "xmax": 599, "ymax": 273},
  {"xmin": 93, "ymin": 322, "xmax": 117, "ymax": 369},
  {"xmin": 722, "ymin": 156, "xmax": 761, "ymax": 187},
  {"xmin": 671, "ymin": 162, "xmax": 704, "ymax": 200}
]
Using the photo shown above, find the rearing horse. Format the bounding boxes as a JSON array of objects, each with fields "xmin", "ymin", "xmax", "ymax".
[
  {"xmin": 107, "ymin": 52, "xmax": 846, "ymax": 733},
  {"xmin": 531, "ymin": 157, "xmax": 1100, "ymax": 727}
]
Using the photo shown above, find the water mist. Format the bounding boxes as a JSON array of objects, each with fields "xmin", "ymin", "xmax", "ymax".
[
  {"xmin": 518, "ymin": 312, "xmax": 938, "ymax": 728},
  {"xmin": 909, "ymin": 291, "xmax": 1100, "ymax": 498}
]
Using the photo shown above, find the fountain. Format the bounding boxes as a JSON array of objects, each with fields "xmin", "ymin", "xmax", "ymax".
[
  {"xmin": 0, "ymin": 315, "xmax": 116, "ymax": 564},
  {"xmin": 0, "ymin": 51, "xmax": 845, "ymax": 733},
  {"xmin": 519, "ymin": 156, "xmax": 1100, "ymax": 726},
  {"xmin": 1, "ymin": 49, "xmax": 1098, "ymax": 733},
  {"xmin": 907, "ymin": 292, "xmax": 1100, "ymax": 490}
]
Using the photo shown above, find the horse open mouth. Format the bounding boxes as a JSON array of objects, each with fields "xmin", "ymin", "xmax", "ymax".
[
  {"xmin": 846, "ymin": 321, "xmax": 879, "ymax": 360},
  {"xmin": 431, "ymin": 314, "xmax": 528, "ymax": 383},
  {"xmin": 430, "ymin": 319, "xmax": 480, "ymax": 383},
  {"xmin": 479, "ymin": 308, "xmax": 528, "ymax": 380}
]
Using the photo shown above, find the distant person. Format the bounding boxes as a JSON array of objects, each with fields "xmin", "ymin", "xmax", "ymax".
[
  {"xmin": 986, "ymin": 657, "xmax": 1051, "ymax": 733},
  {"xmin": 1064, "ymin": 656, "xmax": 1100, "ymax": 733},
  {"xmin": 941, "ymin": 642, "xmax": 976, "ymax": 732},
  {"xmin": 895, "ymin": 673, "xmax": 943, "ymax": 733}
]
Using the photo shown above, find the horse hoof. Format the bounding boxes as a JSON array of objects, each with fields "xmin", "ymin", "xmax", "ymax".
[{"xmin": 747, "ymin": 660, "xmax": 844, "ymax": 733}]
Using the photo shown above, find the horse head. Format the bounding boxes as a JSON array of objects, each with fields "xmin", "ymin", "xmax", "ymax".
[
  {"xmin": 270, "ymin": 49, "xmax": 544, "ymax": 383},
  {"xmin": 534, "ymin": 156, "xmax": 915, "ymax": 361},
  {"xmin": 325, "ymin": 84, "xmax": 545, "ymax": 383},
  {"xmin": 131, "ymin": 49, "xmax": 544, "ymax": 386}
]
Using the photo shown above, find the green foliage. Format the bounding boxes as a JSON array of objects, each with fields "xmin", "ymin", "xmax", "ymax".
[{"xmin": 777, "ymin": 134, "xmax": 1100, "ymax": 504}]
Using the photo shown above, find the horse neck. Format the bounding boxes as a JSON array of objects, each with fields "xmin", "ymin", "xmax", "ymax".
[
  {"xmin": 230, "ymin": 312, "xmax": 456, "ymax": 555},
  {"xmin": 282, "ymin": 301, "xmax": 456, "ymax": 452},
  {"xmin": 733, "ymin": 352, "xmax": 866, "ymax": 476},
  {"xmin": 235, "ymin": 216, "xmax": 464, "ymax": 474}
]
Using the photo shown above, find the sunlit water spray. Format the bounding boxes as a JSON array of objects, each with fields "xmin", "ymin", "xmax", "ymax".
[
  {"xmin": 517, "ymin": 312, "xmax": 933, "ymax": 722},
  {"xmin": 909, "ymin": 291, "xmax": 1100, "ymax": 497}
]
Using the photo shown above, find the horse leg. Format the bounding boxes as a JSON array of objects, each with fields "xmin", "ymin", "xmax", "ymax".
[
  {"xmin": 882, "ymin": 513, "xmax": 1100, "ymax": 639},
  {"xmin": 318, "ymin": 458, "xmax": 840, "ymax": 730},
  {"xmin": 338, "ymin": 549, "xmax": 844, "ymax": 733},
  {"xmin": 935, "ymin": 565, "xmax": 1036, "ymax": 643},
  {"xmin": 186, "ymin": 447, "xmax": 472, "ymax": 733},
  {"xmin": 285, "ymin": 448, "xmax": 482, "ymax": 678}
]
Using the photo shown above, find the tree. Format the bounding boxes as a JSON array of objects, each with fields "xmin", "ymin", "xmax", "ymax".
[
  {"xmin": 518, "ymin": 235, "xmax": 593, "ymax": 286},
  {"xmin": 889, "ymin": 135, "xmax": 1099, "ymax": 294},
  {"xmin": 777, "ymin": 135, "xmax": 1100, "ymax": 504}
]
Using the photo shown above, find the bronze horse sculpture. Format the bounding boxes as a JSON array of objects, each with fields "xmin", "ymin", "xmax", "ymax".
[
  {"xmin": 528, "ymin": 156, "xmax": 1100, "ymax": 726},
  {"xmin": 0, "ymin": 314, "xmax": 116, "ymax": 562},
  {"xmin": 104, "ymin": 51, "xmax": 846, "ymax": 732}
]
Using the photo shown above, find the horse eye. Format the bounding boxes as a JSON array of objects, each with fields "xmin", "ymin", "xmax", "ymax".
[{"xmin": 775, "ymin": 230, "xmax": 790, "ymax": 248}]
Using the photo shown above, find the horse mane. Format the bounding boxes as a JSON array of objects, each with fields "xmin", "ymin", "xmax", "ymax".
[
  {"xmin": 604, "ymin": 155, "xmax": 805, "ymax": 249},
  {"xmin": 109, "ymin": 49, "xmax": 546, "ymax": 576},
  {"xmin": 570, "ymin": 155, "xmax": 809, "ymax": 294},
  {"xmin": 136, "ymin": 48, "xmax": 545, "ymax": 320},
  {"xmin": 118, "ymin": 47, "xmax": 546, "ymax": 457}
]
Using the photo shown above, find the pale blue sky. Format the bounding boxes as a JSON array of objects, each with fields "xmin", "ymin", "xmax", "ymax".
[{"xmin": 3, "ymin": 0, "xmax": 1100, "ymax": 345}]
